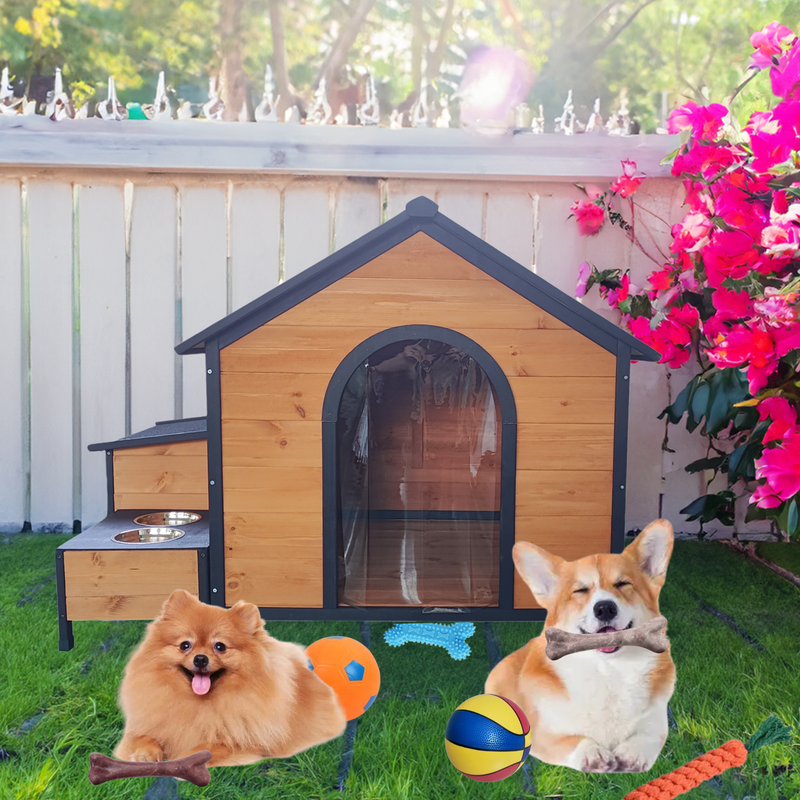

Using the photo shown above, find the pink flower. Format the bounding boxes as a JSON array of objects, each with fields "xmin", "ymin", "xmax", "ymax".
[
  {"xmin": 707, "ymin": 323, "xmax": 777, "ymax": 393},
  {"xmin": 606, "ymin": 273, "xmax": 634, "ymax": 308},
  {"xmin": 702, "ymin": 230, "xmax": 760, "ymax": 288},
  {"xmin": 771, "ymin": 44, "xmax": 800, "ymax": 100},
  {"xmin": 758, "ymin": 397, "xmax": 798, "ymax": 444},
  {"xmin": 745, "ymin": 102, "xmax": 800, "ymax": 171},
  {"xmin": 576, "ymin": 261, "xmax": 592, "ymax": 298},
  {"xmin": 750, "ymin": 22, "xmax": 795, "ymax": 70},
  {"xmin": 754, "ymin": 428, "xmax": 800, "ymax": 501},
  {"xmin": 610, "ymin": 160, "xmax": 643, "ymax": 198},
  {"xmin": 711, "ymin": 287, "xmax": 753, "ymax": 321},
  {"xmin": 571, "ymin": 199, "xmax": 605, "ymax": 236},
  {"xmin": 671, "ymin": 210, "xmax": 712, "ymax": 253},
  {"xmin": 667, "ymin": 102, "xmax": 728, "ymax": 141},
  {"xmin": 750, "ymin": 482, "xmax": 783, "ymax": 508},
  {"xmin": 672, "ymin": 144, "xmax": 740, "ymax": 181},
  {"xmin": 761, "ymin": 222, "xmax": 800, "ymax": 257},
  {"xmin": 754, "ymin": 287, "xmax": 799, "ymax": 324}
]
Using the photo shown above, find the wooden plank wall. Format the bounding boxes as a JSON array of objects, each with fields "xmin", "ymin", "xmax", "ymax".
[
  {"xmin": 220, "ymin": 233, "xmax": 616, "ymax": 608},
  {"xmin": 64, "ymin": 549, "xmax": 198, "ymax": 620},
  {"xmin": 0, "ymin": 171, "xmax": 726, "ymax": 554},
  {"xmin": 113, "ymin": 440, "xmax": 209, "ymax": 511}
]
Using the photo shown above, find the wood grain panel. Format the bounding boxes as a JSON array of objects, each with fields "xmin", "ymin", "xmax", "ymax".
[
  {"xmin": 460, "ymin": 328, "xmax": 615, "ymax": 377},
  {"xmin": 224, "ymin": 512, "xmax": 322, "ymax": 607},
  {"xmin": 264, "ymin": 276, "xmax": 565, "ymax": 331},
  {"xmin": 350, "ymin": 232, "xmax": 495, "ymax": 281},
  {"xmin": 223, "ymin": 466, "xmax": 322, "ymax": 513},
  {"xmin": 517, "ymin": 424, "xmax": 614, "ymax": 471},
  {"xmin": 222, "ymin": 419, "xmax": 322, "ymax": 467},
  {"xmin": 515, "ymin": 470, "xmax": 613, "ymax": 517},
  {"xmin": 64, "ymin": 549, "xmax": 198, "ymax": 619},
  {"xmin": 220, "ymin": 371, "xmax": 329, "ymax": 420},
  {"xmin": 113, "ymin": 440, "xmax": 208, "ymax": 511},
  {"xmin": 513, "ymin": 516, "xmax": 613, "ymax": 608},
  {"xmin": 510, "ymin": 377, "xmax": 616, "ymax": 424}
]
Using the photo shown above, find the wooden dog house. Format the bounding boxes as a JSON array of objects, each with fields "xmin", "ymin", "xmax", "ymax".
[{"xmin": 56, "ymin": 196, "xmax": 658, "ymax": 650}]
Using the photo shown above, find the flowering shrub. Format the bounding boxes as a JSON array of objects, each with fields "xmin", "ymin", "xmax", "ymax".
[{"xmin": 574, "ymin": 22, "xmax": 800, "ymax": 539}]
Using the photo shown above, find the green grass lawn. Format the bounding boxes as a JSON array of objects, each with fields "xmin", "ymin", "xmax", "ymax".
[
  {"xmin": 757, "ymin": 541, "xmax": 800, "ymax": 577},
  {"xmin": 0, "ymin": 534, "xmax": 798, "ymax": 800}
]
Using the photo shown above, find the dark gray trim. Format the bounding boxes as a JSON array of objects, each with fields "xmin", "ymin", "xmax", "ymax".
[
  {"xmin": 321, "ymin": 325, "xmax": 518, "ymax": 615},
  {"xmin": 176, "ymin": 198, "xmax": 660, "ymax": 363},
  {"xmin": 155, "ymin": 416, "xmax": 206, "ymax": 426},
  {"xmin": 197, "ymin": 547, "xmax": 210, "ymax": 603},
  {"xmin": 257, "ymin": 606, "xmax": 547, "ymax": 622},
  {"xmin": 105, "ymin": 450, "xmax": 114, "ymax": 517},
  {"xmin": 88, "ymin": 418, "xmax": 207, "ymax": 452},
  {"xmin": 610, "ymin": 342, "xmax": 631, "ymax": 553},
  {"xmin": 205, "ymin": 340, "xmax": 226, "ymax": 606},
  {"xmin": 55, "ymin": 550, "xmax": 74, "ymax": 651}
]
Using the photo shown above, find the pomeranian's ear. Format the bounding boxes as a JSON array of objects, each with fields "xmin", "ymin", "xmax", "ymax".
[
  {"xmin": 160, "ymin": 589, "xmax": 198, "ymax": 618},
  {"xmin": 229, "ymin": 601, "xmax": 264, "ymax": 634},
  {"xmin": 624, "ymin": 519, "xmax": 674, "ymax": 585},
  {"xmin": 513, "ymin": 541, "xmax": 563, "ymax": 607}
]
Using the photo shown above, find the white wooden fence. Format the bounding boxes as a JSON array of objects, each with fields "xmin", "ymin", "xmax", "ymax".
[{"xmin": 1, "ymin": 118, "xmax": 752, "ymax": 535}]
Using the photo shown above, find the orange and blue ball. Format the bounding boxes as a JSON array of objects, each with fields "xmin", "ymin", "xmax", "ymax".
[
  {"xmin": 445, "ymin": 694, "xmax": 531, "ymax": 782},
  {"xmin": 305, "ymin": 636, "xmax": 380, "ymax": 722}
]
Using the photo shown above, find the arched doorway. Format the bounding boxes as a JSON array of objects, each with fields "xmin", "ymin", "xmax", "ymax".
[{"xmin": 322, "ymin": 326, "xmax": 517, "ymax": 610}]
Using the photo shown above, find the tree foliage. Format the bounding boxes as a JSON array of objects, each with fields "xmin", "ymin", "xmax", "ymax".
[{"xmin": 2, "ymin": 0, "xmax": 800, "ymax": 128}]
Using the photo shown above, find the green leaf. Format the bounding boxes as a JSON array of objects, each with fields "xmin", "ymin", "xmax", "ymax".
[
  {"xmin": 629, "ymin": 294, "xmax": 653, "ymax": 319},
  {"xmin": 660, "ymin": 376, "xmax": 696, "ymax": 423},
  {"xmin": 685, "ymin": 455, "xmax": 726, "ymax": 473},
  {"xmin": 688, "ymin": 382, "xmax": 710, "ymax": 432},
  {"xmin": 788, "ymin": 499, "xmax": 799, "ymax": 536},
  {"xmin": 680, "ymin": 491, "xmax": 736, "ymax": 526}
]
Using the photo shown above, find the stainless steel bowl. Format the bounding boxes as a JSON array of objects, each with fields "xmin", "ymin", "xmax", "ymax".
[
  {"xmin": 113, "ymin": 527, "xmax": 186, "ymax": 544},
  {"xmin": 132, "ymin": 511, "xmax": 201, "ymax": 527}
]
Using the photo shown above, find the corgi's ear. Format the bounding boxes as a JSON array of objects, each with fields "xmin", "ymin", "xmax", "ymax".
[
  {"xmin": 513, "ymin": 542, "xmax": 563, "ymax": 604},
  {"xmin": 160, "ymin": 589, "xmax": 197, "ymax": 617},
  {"xmin": 229, "ymin": 601, "xmax": 264, "ymax": 634},
  {"xmin": 624, "ymin": 519, "xmax": 674, "ymax": 582}
]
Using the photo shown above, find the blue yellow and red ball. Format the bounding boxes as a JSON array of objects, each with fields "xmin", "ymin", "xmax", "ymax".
[{"xmin": 445, "ymin": 694, "xmax": 532, "ymax": 782}]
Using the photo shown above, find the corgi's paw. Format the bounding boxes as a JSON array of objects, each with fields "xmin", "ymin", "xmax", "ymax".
[
  {"xmin": 572, "ymin": 738, "xmax": 618, "ymax": 773},
  {"xmin": 611, "ymin": 739, "xmax": 658, "ymax": 773}
]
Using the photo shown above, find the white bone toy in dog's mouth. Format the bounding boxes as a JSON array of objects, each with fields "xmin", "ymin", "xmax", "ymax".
[{"xmin": 544, "ymin": 616, "xmax": 668, "ymax": 661}]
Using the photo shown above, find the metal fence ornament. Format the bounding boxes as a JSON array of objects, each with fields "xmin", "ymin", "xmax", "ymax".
[
  {"xmin": 255, "ymin": 65, "xmax": 278, "ymax": 122},
  {"xmin": 554, "ymin": 90, "xmax": 576, "ymax": 135},
  {"xmin": 96, "ymin": 76, "xmax": 126, "ymax": 120},
  {"xmin": 435, "ymin": 103, "xmax": 451, "ymax": 128},
  {"xmin": 308, "ymin": 77, "xmax": 333, "ymax": 124},
  {"xmin": 153, "ymin": 71, "xmax": 172, "ymax": 121},
  {"xmin": 0, "ymin": 67, "xmax": 22, "ymax": 114},
  {"xmin": 606, "ymin": 88, "xmax": 632, "ymax": 135},
  {"xmin": 47, "ymin": 68, "xmax": 75, "ymax": 121},
  {"xmin": 358, "ymin": 73, "xmax": 379, "ymax": 126},
  {"xmin": 585, "ymin": 98, "xmax": 605, "ymax": 133},
  {"xmin": 530, "ymin": 104, "xmax": 545, "ymax": 134},
  {"xmin": 413, "ymin": 86, "xmax": 430, "ymax": 128},
  {"xmin": 202, "ymin": 77, "xmax": 225, "ymax": 121}
]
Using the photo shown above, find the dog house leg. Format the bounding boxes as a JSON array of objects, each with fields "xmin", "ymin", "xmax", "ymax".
[{"xmin": 55, "ymin": 551, "xmax": 74, "ymax": 651}]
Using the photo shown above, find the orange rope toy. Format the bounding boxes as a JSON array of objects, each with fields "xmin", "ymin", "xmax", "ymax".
[{"xmin": 623, "ymin": 716, "xmax": 792, "ymax": 800}]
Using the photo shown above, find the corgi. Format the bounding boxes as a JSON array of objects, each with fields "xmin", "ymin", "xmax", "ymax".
[{"xmin": 485, "ymin": 519, "xmax": 675, "ymax": 773}]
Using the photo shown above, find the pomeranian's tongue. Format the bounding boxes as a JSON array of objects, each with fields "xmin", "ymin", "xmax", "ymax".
[
  {"xmin": 597, "ymin": 625, "xmax": 619, "ymax": 653},
  {"xmin": 192, "ymin": 673, "xmax": 211, "ymax": 695}
]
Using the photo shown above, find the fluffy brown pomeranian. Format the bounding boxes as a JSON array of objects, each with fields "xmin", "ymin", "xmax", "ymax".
[{"xmin": 114, "ymin": 590, "xmax": 347, "ymax": 766}]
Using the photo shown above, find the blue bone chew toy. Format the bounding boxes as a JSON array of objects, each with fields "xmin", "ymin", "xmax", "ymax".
[{"xmin": 383, "ymin": 622, "xmax": 476, "ymax": 660}]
